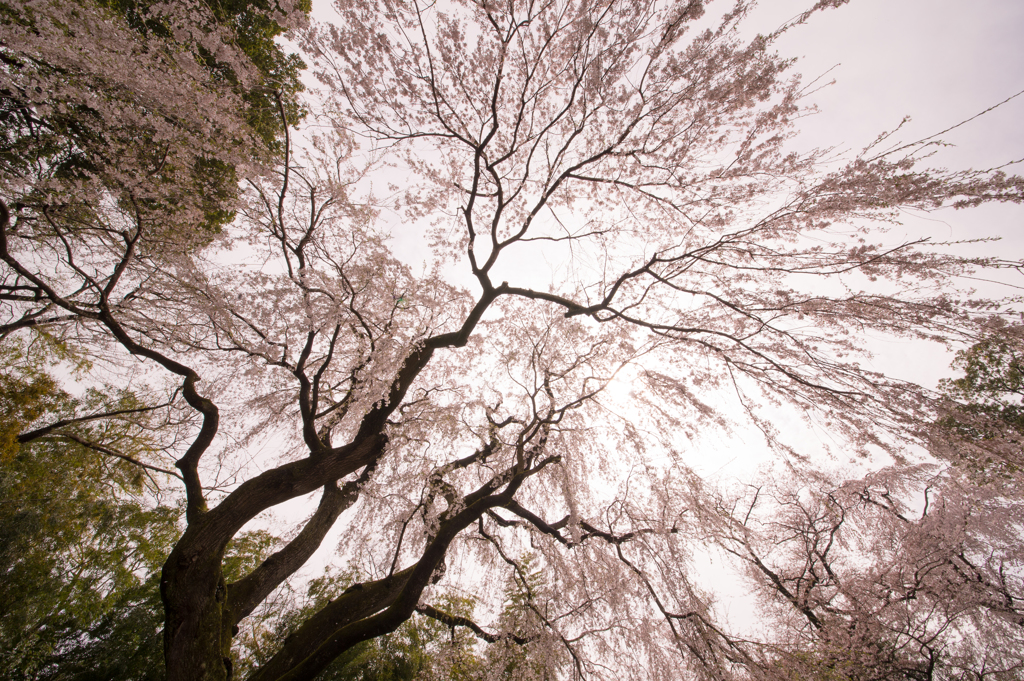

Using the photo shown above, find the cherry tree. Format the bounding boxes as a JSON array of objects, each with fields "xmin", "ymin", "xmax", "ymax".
[
  {"xmin": 929, "ymin": 323, "xmax": 1024, "ymax": 486},
  {"xmin": 700, "ymin": 466, "xmax": 1024, "ymax": 679},
  {"xmin": 2, "ymin": 0, "xmax": 1023, "ymax": 680}
]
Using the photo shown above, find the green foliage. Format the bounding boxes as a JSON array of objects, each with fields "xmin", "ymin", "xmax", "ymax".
[
  {"xmin": 224, "ymin": 530, "xmax": 282, "ymax": 583},
  {"xmin": 936, "ymin": 325, "xmax": 1024, "ymax": 478},
  {"xmin": 0, "ymin": 364, "xmax": 61, "ymax": 463},
  {"xmin": 0, "ymin": 337, "xmax": 175, "ymax": 680},
  {"xmin": 0, "ymin": 446, "xmax": 179, "ymax": 680},
  {"xmin": 0, "ymin": 433, "xmax": 291, "ymax": 680},
  {"xmin": 941, "ymin": 327, "xmax": 1024, "ymax": 427}
]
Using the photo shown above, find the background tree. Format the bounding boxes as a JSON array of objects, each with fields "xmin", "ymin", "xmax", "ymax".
[
  {"xmin": 699, "ymin": 466, "xmax": 1024, "ymax": 679},
  {"xmin": 1, "ymin": 0, "xmax": 1023, "ymax": 680},
  {"xmin": 931, "ymin": 323, "xmax": 1024, "ymax": 481},
  {"xmin": 0, "ymin": 337, "xmax": 178, "ymax": 681},
  {"xmin": 478, "ymin": 554, "xmax": 563, "ymax": 681}
]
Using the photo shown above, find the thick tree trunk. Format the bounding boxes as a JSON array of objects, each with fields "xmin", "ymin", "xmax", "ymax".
[
  {"xmin": 154, "ymin": 290, "xmax": 497, "ymax": 680},
  {"xmin": 161, "ymin": 523, "xmax": 233, "ymax": 681}
]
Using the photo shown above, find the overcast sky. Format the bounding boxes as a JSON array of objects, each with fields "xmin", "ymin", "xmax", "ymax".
[
  {"xmin": 736, "ymin": 0, "xmax": 1024, "ymax": 387},
  {"xmin": 753, "ymin": 0, "xmax": 1024, "ymax": 264},
  {"xmin": 308, "ymin": 0, "xmax": 1024, "ymax": 267},
  {"xmin": 751, "ymin": 0, "xmax": 1024, "ymax": 166}
]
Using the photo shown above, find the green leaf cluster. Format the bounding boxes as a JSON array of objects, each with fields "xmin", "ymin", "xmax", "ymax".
[
  {"xmin": 0, "ymin": 338, "xmax": 176, "ymax": 680},
  {"xmin": 941, "ymin": 329, "xmax": 1024, "ymax": 429},
  {"xmin": 936, "ymin": 326, "xmax": 1024, "ymax": 479}
]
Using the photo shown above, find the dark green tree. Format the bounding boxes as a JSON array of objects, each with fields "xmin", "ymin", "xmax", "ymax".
[
  {"xmin": 935, "ymin": 324, "xmax": 1024, "ymax": 479},
  {"xmin": 0, "ymin": 339, "xmax": 179, "ymax": 680}
]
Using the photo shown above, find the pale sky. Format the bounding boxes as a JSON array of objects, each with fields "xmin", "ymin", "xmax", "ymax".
[
  {"xmin": 752, "ymin": 0, "xmax": 1024, "ymax": 166},
  {"xmin": 756, "ymin": 0, "xmax": 1024, "ymax": 386},
  {"xmin": 755, "ymin": 0, "xmax": 1024, "ymax": 262}
]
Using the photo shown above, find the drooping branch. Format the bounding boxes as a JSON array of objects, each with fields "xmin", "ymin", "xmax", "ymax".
[
  {"xmin": 1, "ymin": 199, "xmax": 220, "ymax": 522},
  {"xmin": 493, "ymin": 499, "xmax": 676, "ymax": 548},
  {"xmin": 476, "ymin": 515, "xmax": 590, "ymax": 679}
]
